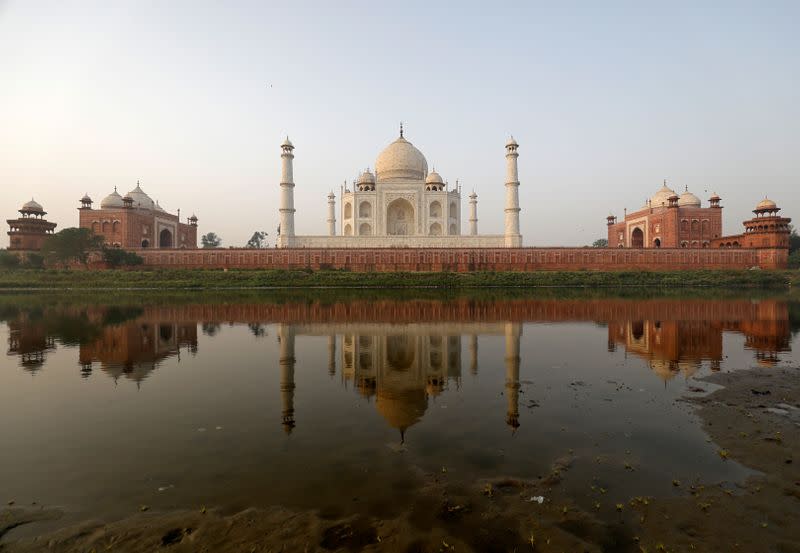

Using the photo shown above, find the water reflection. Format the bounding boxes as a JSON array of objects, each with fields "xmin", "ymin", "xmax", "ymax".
[{"xmin": 3, "ymin": 296, "xmax": 795, "ymax": 435}]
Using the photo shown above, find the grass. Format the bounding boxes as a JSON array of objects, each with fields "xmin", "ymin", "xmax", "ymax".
[{"xmin": 0, "ymin": 268, "xmax": 797, "ymax": 290}]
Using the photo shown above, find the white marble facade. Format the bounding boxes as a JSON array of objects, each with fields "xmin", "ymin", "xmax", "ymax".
[{"xmin": 277, "ymin": 127, "xmax": 522, "ymax": 248}]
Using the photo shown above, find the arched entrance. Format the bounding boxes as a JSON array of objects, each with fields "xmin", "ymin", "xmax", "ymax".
[
  {"xmin": 141, "ymin": 239, "xmax": 150, "ymax": 248},
  {"xmin": 631, "ymin": 227, "xmax": 644, "ymax": 248},
  {"xmin": 653, "ymin": 238, "xmax": 661, "ymax": 248},
  {"xmin": 159, "ymin": 228, "xmax": 173, "ymax": 248},
  {"xmin": 387, "ymin": 198, "xmax": 415, "ymax": 236}
]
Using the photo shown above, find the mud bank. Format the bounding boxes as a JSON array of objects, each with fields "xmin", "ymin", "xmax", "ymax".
[{"xmin": 2, "ymin": 368, "xmax": 798, "ymax": 553}]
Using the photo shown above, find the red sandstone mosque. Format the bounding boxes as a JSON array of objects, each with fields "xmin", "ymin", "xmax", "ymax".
[
  {"xmin": 606, "ymin": 181, "xmax": 792, "ymax": 251},
  {"xmin": 76, "ymin": 181, "xmax": 198, "ymax": 249}
]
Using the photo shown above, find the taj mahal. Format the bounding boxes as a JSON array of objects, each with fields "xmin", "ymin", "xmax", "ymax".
[{"xmin": 276, "ymin": 125, "xmax": 522, "ymax": 248}]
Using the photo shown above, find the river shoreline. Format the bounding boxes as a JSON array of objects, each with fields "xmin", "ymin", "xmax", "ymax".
[
  {"xmin": 2, "ymin": 366, "xmax": 798, "ymax": 553},
  {"xmin": 0, "ymin": 268, "xmax": 797, "ymax": 290}
]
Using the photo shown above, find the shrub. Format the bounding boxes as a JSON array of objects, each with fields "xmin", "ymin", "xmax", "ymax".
[
  {"xmin": 102, "ymin": 248, "xmax": 144, "ymax": 268},
  {"xmin": 0, "ymin": 250, "xmax": 21, "ymax": 268},
  {"xmin": 788, "ymin": 250, "xmax": 800, "ymax": 269},
  {"xmin": 24, "ymin": 253, "xmax": 45, "ymax": 269}
]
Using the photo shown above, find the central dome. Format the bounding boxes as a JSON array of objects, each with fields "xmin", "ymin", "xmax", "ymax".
[{"xmin": 375, "ymin": 136, "xmax": 428, "ymax": 182}]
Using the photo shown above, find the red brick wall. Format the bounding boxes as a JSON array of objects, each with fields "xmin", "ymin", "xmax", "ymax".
[{"xmin": 135, "ymin": 246, "xmax": 787, "ymax": 271}]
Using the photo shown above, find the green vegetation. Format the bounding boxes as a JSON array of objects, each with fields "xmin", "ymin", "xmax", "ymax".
[
  {"xmin": 201, "ymin": 232, "xmax": 222, "ymax": 248},
  {"xmin": 0, "ymin": 267, "xmax": 796, "ymax": 290},
  {"xmin": 102, "ymin": 248, "xmax": 144, "ymax": 268},
  {"xmin": 0, "ymin": 250, "xmax": 20, "ymax": 268},
  {"xmin": 42, "ymin": 227, "xmax": 103, "ymax": 267},
  {"xmin": 245, "ymin": 231, "xmax": 269, "ymax": 249}
]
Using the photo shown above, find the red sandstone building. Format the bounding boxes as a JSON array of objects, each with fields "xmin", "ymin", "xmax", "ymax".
[
  {"xmin": 606, "ymin": 182, "xmax": 723, "ymax": 249},
  {"xmin": 6, "ymin": 199, "xmax": 57, "ymax": 251},
  {"xmin": 78, "ymin": 182, "xmax": 198, "ymax": 249}
]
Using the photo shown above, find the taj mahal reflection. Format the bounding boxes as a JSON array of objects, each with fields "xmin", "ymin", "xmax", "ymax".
[
  {"xmin": 276, "ymin": 322, "xmax": 523, "ymax": 439},
  {"xmin": 2, "ymin": 298, "xmax": 795, "ymax": 439}
]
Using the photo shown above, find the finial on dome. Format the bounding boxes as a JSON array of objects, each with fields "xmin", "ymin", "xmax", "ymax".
[{"xmin": 399, "ymin": 121, "xmax": 404, "ymax": 138}]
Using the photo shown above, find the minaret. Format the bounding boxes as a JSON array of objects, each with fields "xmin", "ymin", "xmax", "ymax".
[
  {"xmin": 278, "ymin": 137, "xmax": 295, "ymax": 247},
  {"xmin": 504, "ymin": 322, "xmax": 521, "ymax": 432},
  {"xmin": 468, "ymin": 191, "xmax": 478, "ymax": 236},
  {"xmin": 278, "ymin": 324, "xmax": 296, "ymax": 434},
  {"xmin": 504, "ymin": 137, "xmax": 522, "ymax": 247},
  {"xmin": 327, "ymin": 191, "xmax": 336, "ymax": 236}
]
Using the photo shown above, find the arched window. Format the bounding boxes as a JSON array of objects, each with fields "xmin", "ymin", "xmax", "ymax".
[
  {"xmin": 112, "ymin": 221, "xmax": 119, "ymax": 233},
  {"xmin": 449, "ymin": 223, "xmax": 457, "ymax": 235},
  {"xmin": 358, "ymin": 201, "xmax": 371, "ymax": 218},
  {"xmin": 344, "ymin": 203, "xmax": 352, "ymax": 219},
  {"xmin": 429, "ymin": 222, "xmax": 442, "ymax": 236},
  {"xmin": 141, "ymin": 239, "xmax": 150, "ymax": 248},
  {"xmin": 429, "ymin": 201, "xmax": 441, "ymax": 218},
  {"xmin": 691, "ymin": 220, "xmax": 699, "ymax": 233},
  {"xmin": 101, "ymin": 221, "xmax": 109, "ymax": 233},
  {"xmin": 701, "ymin": 220, "xmax": 709, "ymax": 235},
  {"xmin": 681, "ymin": 241, "xmax": 688, "ymax": 248},
  {"xmin": 359, "ymin": 222, "xmax": 372, "ymax": 235},
  {"xmin": 344, "ymin": 223, "xmax": 352, "ymax": 236},
  {"xmin": 159, "ymin": 228, "xmax": 173, "ymax": 248},
  {"xmin": 449, "ymin": 201, "xmax": 457, "ymax": 216},
  {"xmin": 631, "ymin": 227, "xmax": 644, "ymax": 248},
  {"xmin": 681, "ymin": 219, "xmax": 689, "ymax": 233},
  {"xmin": 653, "ymin": 238, "xmax": 661, "ymax": 248}
]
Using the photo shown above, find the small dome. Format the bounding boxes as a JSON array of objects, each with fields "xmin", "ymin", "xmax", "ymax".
[
  {"xmin": 100, "ymin": 189, "xmax": 124, "ymax": 208},
  {"xmin": 281, "ymin": 136, "xmax": 293, "ymax": 148},
  {"xmin": 81, "ymin": 193, "xmax": 92, "ymax": 203},
  {"xmin": 756, "ymin": 198, "xmax": 777, "ymax": 210},
  {"xmin": 506, "ymin": 136, "xmax": 519, "ymax": 148},
  {"xmin": 677, "ymin": 189, "xmax": 701, "ymax": 207},
  {"xmin": 125, "ymin": 182, "xmax": 155, "ymax": 210},
  {"xmin": 21, "ymin": 199, "xmax": 44, "ymax": 213},
  {"xmin": 375, "ymin": 136, "xmax": 428, "ymax": 182},
  {"xmin": 709, "ymin": 192, "xmax": 721, "ymax": 201},
  {"xmin": 357, "ymin": 169, "xmax": 376, "ymax": 185},
  {"xmin": 425, "ymin": 170, "xmax": 444, "ymax": 185},
  {"xmin": 188, "ymin": 213, "xmax": 198, "ymax": 222},
  {"xmin": 648, "ymin": 182, "xmax": 678, "ymax": 208},
  {"xmin": 469, "ymin": 191, "xmax": 478, "ymax": 199}
]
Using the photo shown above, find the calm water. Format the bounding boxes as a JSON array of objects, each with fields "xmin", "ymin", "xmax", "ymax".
[{"xmin": 1, "ymin": 291, "xmax": 798, "ymax": 538}]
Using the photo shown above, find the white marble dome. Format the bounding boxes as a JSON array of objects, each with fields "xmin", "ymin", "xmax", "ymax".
[
  {"xmin": 649, "ymin": 182, "xmax": 677, "ymax": 208},
  {"xmin": 357, "ymin": 169, "xmax": 376, "ymax": 185},
  {"xmin": 375, "ymin": 136, "xmax": 428, "ymax": 182},
  {"xmin": 100, "ymin": 189, "xmax": 124, "ymax": 208},
  {"xmin": 677, "ymin": 189, "xmax": 701, "ymax": 207},
  {"xmin": 21, "ymin": 199, "xmax": 44, "ymax": 213},
  {"xmin": 425, "ymin": 170, "xmax": 444, "ymax": 185},
  {"xmin": 126, "ymin": 183, "xmax": 155, "ymax": 210}
]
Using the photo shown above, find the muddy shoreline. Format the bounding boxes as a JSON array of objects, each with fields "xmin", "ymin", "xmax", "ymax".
[{"xmin": 3, "ymin": 367, "xmax": 798, "ymax": 553}]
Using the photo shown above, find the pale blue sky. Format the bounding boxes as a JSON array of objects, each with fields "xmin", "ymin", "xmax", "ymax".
[{"xmin": 1, "ymin": 0, "xmax": 797, "ymax": 246}]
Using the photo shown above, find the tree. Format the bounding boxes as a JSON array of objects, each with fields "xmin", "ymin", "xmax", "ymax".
[
  {"xmin": 246, "ymin": 231, "xmax": 269, "ymax": 249},
  {"xmin": 102, "ymin": 248, "xmax": 144, "ymax": 268},
  {"xmin": 42, "ymin": 227, "xmax": 103, "ymax": 267},
  {"xmin": 0, "ymin": 250, "xmax": 21, "ymax": 268},
  {"xmin": 592, "ymin": 238, "xmax": 609, "ymax": 248},
  {"xmin": 789, "ymin": 225, "xmax": 799, "ymax": 253},
  {"xmin": 201, "ymin": 232, "xmax": 222, "ymax": 248}
]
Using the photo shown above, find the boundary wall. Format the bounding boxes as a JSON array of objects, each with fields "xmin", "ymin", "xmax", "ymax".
[{"xmin": 136, "ymin": 247, "xmax": 788, "ymax": 271}]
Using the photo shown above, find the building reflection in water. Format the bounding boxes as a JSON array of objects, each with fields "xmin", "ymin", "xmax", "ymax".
[
  {"xmin": 608, "ymin": 300, "xmax": 792, "ymax": 382},
  {"xmin": 275, "ymin": 321, "xmax": 522, "ymax": 440},
  {"xmin": 78, "ymin": 321, "xmax": 198, "ymax": 385},
  {"xmin": 3, "ymin": 298, "xmax": 794, "ymax": 437}
]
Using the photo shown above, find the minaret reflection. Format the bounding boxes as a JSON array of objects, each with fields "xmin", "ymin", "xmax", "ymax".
[
  {"xmin": 504, "ymin": 323, "xmax": 522, "ymax": 432},
  {"xmin": 327, "ymin": 335, "xmax": 336, "ymax": 377},
  {"xmin": 469, "ymin": 334, "xmax": 478, "ymax": 376},
  {"xmin": 278, "ymin": 324, "xmax": 296, "ymax": 435}
]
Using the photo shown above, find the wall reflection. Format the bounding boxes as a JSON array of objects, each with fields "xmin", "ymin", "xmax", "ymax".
[{"xmin": 2, "ymin": 297, "xmax": 795, "ymax": 437}]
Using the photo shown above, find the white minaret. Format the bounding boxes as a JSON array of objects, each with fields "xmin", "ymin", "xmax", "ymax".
[
  {"xmin": 278, "ymin": 137, "xmax": 295, "ymax": 247},
  {"xmin": 504, "ymin": 137, "xmax": 522, "ymax": 247},
  {"xmin": 327, "ymin": 191, "xmax": 336, "ymax": 236},
  {"xmin": 468, "ymin": 191, "xmax": 478, "ymax": 236}
]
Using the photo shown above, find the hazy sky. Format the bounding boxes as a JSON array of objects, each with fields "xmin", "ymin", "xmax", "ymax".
[{"xmin": 1, "ymin": 0, "xmax": 797, "ymax": 246}]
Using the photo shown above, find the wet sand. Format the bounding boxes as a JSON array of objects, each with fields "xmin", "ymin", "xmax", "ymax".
[{"xmin": 3, "ymin": 367, "xmax": 798, "ymax": 553}]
